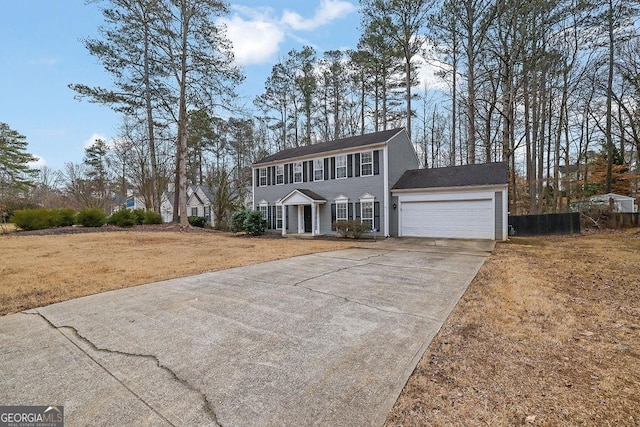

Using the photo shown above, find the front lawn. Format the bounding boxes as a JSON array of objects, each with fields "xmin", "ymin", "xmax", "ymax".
[{"xmin": 387, "ymin": 230, "xmax": 640, "ymax": 426}]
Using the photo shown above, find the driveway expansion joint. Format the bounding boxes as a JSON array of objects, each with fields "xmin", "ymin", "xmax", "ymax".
[
  {"xmin": 295, "ymin": 283, "xmax": 436, "ymax": 321},
  {"xmin": 24, "ymin": 310, "xmax": 222, "ymax": 427}
]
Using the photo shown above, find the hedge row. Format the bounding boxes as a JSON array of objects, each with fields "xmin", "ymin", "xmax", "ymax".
[
  {"xmin": 107, "ymin": 208, "xmax": 162, "ymax": 227},
  {"xmin": 11, "ymin": 208, "xmax": 162, "ymax": 231}
]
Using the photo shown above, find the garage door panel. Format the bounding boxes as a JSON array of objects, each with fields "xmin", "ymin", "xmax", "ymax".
[{"xmin": 401, "ymin": 199, "xmax": 493, "ymax": 239}]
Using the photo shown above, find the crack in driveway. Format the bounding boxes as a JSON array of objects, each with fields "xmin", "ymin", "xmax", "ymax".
[
  {"xmin": 25, "ymin": 310, "xmax": 222, "ymax": 427},
  {"xmin": 295, "ymin": 284, "xmax": 439, "ymax": 321},
  {"xmin": 290, "ymin": 255, "xmax": 439, "ymax": 321}
]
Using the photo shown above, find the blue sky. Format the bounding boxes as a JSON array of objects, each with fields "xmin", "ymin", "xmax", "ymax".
[{"xmin": 0, "ymin": 0, "xmax": 361, "ymax": 171}]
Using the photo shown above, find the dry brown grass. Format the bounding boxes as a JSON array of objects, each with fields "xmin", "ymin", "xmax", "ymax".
[
  {"xmin": 386, "ymin": 230, "xmax": 640, "ymax": 426},
  {"xmin": 0, "ymin": 229, "xmax": 352, "ymax": 316}
]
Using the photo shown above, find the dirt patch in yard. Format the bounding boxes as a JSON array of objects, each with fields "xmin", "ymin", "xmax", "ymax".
[
  {"xmin": 0, "ymin": 228, "xmax": 352, "ymax": 316},
  {"xmin": 386, "ymin": 229, "xmax": 640, "ymax": 426}
]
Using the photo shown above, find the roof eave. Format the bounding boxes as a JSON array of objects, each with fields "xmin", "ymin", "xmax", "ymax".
[
  {"xmin": 392, "ymin": 183, "xmax": 508, "ymax": 193},
  {"xmin": 252, "ymin": 141, "xmax": 389, "ymax": 168}
]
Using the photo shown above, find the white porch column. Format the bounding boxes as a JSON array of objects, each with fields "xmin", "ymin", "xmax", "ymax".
[
  {"xmin": 311, "ymin": 202, "xmax": 317, "ymax": 236},
  {"xmin": 297, "ymin": 205, "xmax": 304, "ymax": 233},
  {"xmin": 281, "ymin": 204, "xmax": 287, "ymax": 236},
  {"xmin": 316, "ymin": 203, "xmax": 321, "ymax": 235}
]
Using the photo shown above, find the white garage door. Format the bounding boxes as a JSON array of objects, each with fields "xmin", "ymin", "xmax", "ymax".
[{"xmin": 400, "ymin": 199, "xmax": 494, "ymax": 239}]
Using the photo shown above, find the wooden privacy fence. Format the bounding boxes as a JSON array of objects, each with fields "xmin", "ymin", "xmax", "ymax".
[
  {"xmin": 508, "ymin": 213, "xmax": 581, "ymax": 236},
  {"xmin": 606, "ymin": 213, "xmax": 640, "ymax": 228}
]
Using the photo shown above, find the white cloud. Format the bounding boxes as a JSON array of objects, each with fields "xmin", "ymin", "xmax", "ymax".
[
  {"xmin": 221, "ymin": 14, "xmax": 285, "ymax": 65},
  {"xmin": 223, "ymin": 1, "xmax": 357, "ymax": 66},
  {"xmin": 281, "ymin": 0, "xmax": 356, "ymax": 31},
  {"xmin": 414, "ymin": 43, "xmax": 451, "ymax": 91},
  {"xmin": 28, "ymin": 155, "xmax": 46, "ymax": 170},
  {"xmin": 83, "ymin": 133, "xmax": 108, "ymax": 149}
]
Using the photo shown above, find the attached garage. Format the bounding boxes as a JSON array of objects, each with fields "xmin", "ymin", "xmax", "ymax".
[{"xmin": 392, "ymin": 163, "xmax": 508, "ymax": 241}]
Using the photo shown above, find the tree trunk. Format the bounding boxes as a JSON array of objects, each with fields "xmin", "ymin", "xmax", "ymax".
[
  {"xmin": 605, "ymin": 0, "xmax": 615, "ymax": 193},
  {"xmin": 143, "ymin": 21, "xmax": 160, "ymax": 213},
  {"xmin": 405, "ymin": 58, "xmax": 412, "ymax": 139},
  {"xmin": 177, "ymin": 0, "xmax": 190, "ymax": 227}
]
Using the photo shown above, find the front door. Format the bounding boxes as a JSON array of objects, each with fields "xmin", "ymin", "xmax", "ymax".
[{"xmin": 303, "ymin": 205, "xmax": 312, "ymax": 233}]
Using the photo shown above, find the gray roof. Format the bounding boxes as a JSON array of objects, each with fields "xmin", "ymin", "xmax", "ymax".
[
  {"xmin": 253, "ymin": 128, "xmax": 405, "ymax": 165},
  {"xmin": 297, "ymin": 189, "xmax": 326, "ymax": 201},
  {"xmin": 393, "ymin": 162, "xmax": 508, "ymax": 190}
]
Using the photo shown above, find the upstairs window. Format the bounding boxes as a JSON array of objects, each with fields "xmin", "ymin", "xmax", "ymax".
[
  {"xmin": 276, "ymin": 164, "xmax": 284, "ymax": 185},
  {"xmin": 336, "ymin": 155, "xmax": 347, "ymax": 179},
  {"xmin": 294, "ymin": 162, "xmax": 303, "ymax": 183},
  {"xmin": 361, "ymin": 151, "xmax": 373, "ymax": 176},
  {"xmin": 314, "ymin": 158, "xmax": 324, "ymax": 181},
  {"xmin": 259, "ymin": 168, "xmax": 267, "ymax": 186}
]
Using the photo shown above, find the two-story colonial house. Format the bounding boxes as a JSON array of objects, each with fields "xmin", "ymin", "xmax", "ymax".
[
  {"xmin": 252, "ymin": 128, "xmax": 508, "ymax": 240},
  {"xmin": 252, "ymin": 127, "xmax": 417, "ymax": 237}
]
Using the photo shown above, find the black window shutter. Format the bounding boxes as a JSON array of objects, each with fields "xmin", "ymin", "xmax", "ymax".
[
  {"xmin": 348, "ymin": 202, "xmax": 354, "ymax": 219},
  {"xmin": 374, "ymin": 201, "xmax": 380, "ymax": 232},
  {"xmin": 331, "ymin": 157, "xmax": 336, "ymax": 179},
  {"xmin": 355, "ymin": 153, "xmax": 361, "ymax": 177},
  {"xmin": 271, "ymin": 167, "xmax": 276, "ymax": 185},
  {"xmin": 267, "ymin": 167, "xmax": 271, "ymax": 186},
  {"xmin": 347, "ymin": 154, "xmax": 353, "ymax": 178},
  {"xmin": 324, "ymin": 158, "xmax": 329, "ymax": 180},
  {"xmin": 309, "ymin": 160, "xmax": 314, "ymax": 180},
  {"xmin": 355, "ymin": 202, "xmax": 361, "ymax": 220},
  {"xmin": 255, "ymin": 169, "xmax": 260, "ymax": 187},
  {"xmin": 303, "ymin": 161, "xmax": 308, "ymax": 182},
  {"xmin": 284, "ymin": 164, "xmax": 289, "ymax": 184},
  {"xmin": 331, "ymin": 203, "xmax": 336, "ymax": 230},
  {"xmin": 267, "ymin": 204, "xmax": 272, "ymax": 228},
  {"xmin": 373, "ymin": 150, "xmax": 380, "ymax": 175},
  {"xmin": 272, "ymin": 205, "xmax": 277, "ymax": 229},
  {"xmin": 289, "ymin": 163, "xmax": 294, "ymax": 183},
  {"xmin": 286, "ymin": 206, "xmax": 290, "ymax": 230}
]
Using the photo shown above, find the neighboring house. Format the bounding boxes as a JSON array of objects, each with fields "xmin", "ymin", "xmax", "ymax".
[
  {"xmin": 251, "ymin": 128, "xmax": 509, "ymax": 240},
  {"xmin": 161, "ymin": 184, "xmax": 215, "ymax": 226},
  {"xmin": 590, "ymin": 193, "xmax": 638, "ymax": 213},
  {"xmin": 112, "ymin": 190, "xmax": 146, "ymax": 214}
]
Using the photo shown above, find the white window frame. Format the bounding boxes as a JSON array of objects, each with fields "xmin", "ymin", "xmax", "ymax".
[
  {"xmin": 191, "ymin": 207, "xmax": 198, "ymax": 217},
  {"xmin": 313, "ymin": 158, "xmax": 324, "ymax": 182},
  {"xmin": 259, "ymin": 167, "xmax": 267, "ymax": 186},
  {"xmin": 336, "ymin": 155, "xmax": 347, "ymax": 179},
  {"xmin": 276, "ymin": 205, "xmax": 283, "ymax": 229},
  {"xmin": 360, "ymin": 194, "xmax": 375, "ymax": 230},
  {"xmin": 259, "ymin": 202, "xmax": 268, "ymax": 222},
  {"xmin": 361, "ymin": 151, "xmax": 373, "ymax": 176},
  {"xmin": 336, "ymin": 201, "xmax": 348, "ymax": 221},
  {"xmin": 293, "ymin": 161, "xmax": 303, "ymax": 183},
  {"xmin": 276, "ymin": 164, "xmax": 284, "ymax": 185}
]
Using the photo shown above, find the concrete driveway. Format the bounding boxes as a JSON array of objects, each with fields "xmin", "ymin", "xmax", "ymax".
[{"xmin": 0, "ymin": 238, "xmax": 493, "ymax": 426}]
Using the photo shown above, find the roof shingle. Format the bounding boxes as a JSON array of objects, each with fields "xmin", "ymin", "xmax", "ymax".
[
  {"xmin": 253, "ymin": 128, "xmax": 405, "ymax": 165},
  {"xmin": 392, "ymin": 162, "xmax": 508, "ymax": 190}
]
